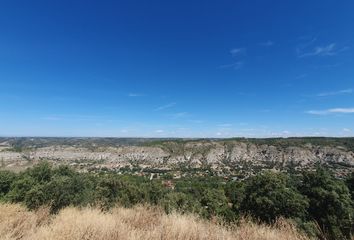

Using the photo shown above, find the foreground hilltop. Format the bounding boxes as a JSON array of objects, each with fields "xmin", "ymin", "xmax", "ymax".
[
  {"xmin": 0, "ymin": 203, "xmax": 308, "ymax": 240},
  {"xmin": 0, "ymin": 137, "xmax": 353, "ymax": 176}
]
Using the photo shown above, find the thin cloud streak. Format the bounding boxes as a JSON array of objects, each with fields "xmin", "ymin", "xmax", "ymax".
[
  {"xmin": 296, "ymin": 37, "xmax": 317, "ymax": 56},
  {"xmin": 169, "ymin": 112, "xmax": 188, "ymax": 118},
  {"xmin": 298, "ymin": 43, "xmax": 349, "ymax": 58},
  {"xmin": 41, "ymin": 116, "xmax": 62, "ymax": 121},
  {"xmin": 259, "ymin": 40, "xmax": 274, "ymax": 47},
  {"xmin": 316, "ymin": 89, "xmax": 352, "ymax": 97},
  {"xmin": 306, "ymin": 108, "xmax": 354, "ymax": 115},
  {"xmin": 219, "ymin": 61, "xmax": 244, "ymax": 70},
  {"xmin": 128, "ymin": 93, "xmax": 145, "ymax": 97},
  {"xmin": 217, "ymin": 123, "xmax": 232, "ymax": 127},
  {"xmin": 154, "ymin": 102, "xmax": 176, "ymax": 111},
  {"xmin": 220, "ymin": 47, "xmax": 246, "ymax": 70},
  {"xmin": 230, "ymin": 48, "xmax": 246, "ymax": 57}
]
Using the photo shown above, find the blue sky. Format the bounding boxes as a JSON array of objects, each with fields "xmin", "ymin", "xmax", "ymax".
[{"xmin": 0, "ymin": 0, "xmax": 354, "ymax": 137}]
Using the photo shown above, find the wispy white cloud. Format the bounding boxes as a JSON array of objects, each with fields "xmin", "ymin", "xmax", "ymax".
[
  {"xmin": 311, "ymin": 63, "xmax": 342, "ymax": 70},
  {"xmin": 42, "ymin": 116, "xmax": 62, "ymax": 121},
  {"xmin": 298, "ymin": 43, "xmax": 349, "ymax": 58},
  {"xmin": 316, "ymin": 89, "xmax": 352, "ymax": 97},
  {"xmin": 240, "ymin": 128, "xmax": 256, "ymax": 132},
  {"xmin": 343, "ymin": 128, "xmax": 351, "ymax": 132},
  {"xmin": 259, "ymin": 40, "xmax": 274, "ymax": 47},
  {"xmin": 41, "ymin": 114, "xmax": 108, "ymax": 121},
  {"xmin": 230, "ymin": 48, "xmax": 246, "ymax": 57},
  {"xmin": 330, "ymin": 108, "xmax": 354, "ymax": 113},
  {"xmin": 154, "ymin": 102, "xmax": 176, "ymax": 111},
  {"xmin": 155, "ymin": 129, "xmax": 164, "ymax": 133},
  {"xmin": 128, "ymin": 93, "xmax": 145, "ymax": 97},
  {"xmin": 296, "ymin": 37, "xmax": 317, "ymax": 55},
  {"xmin": 219, "ymin": 61, "xmax": 244, "ymax": 70},
  {"xmin": 169, "ymin": 112, "xmax": 188, "ymax": 118},
  {"xmin": 217, "ymin": 123, "xmax": 232, "ymax": 127},
  {"xmin": 306, "ymin": 108, "xmax": 354, "ymax": 115},
  {"xmin": 215, "ymin": 130, "xmax": 232, "ymax": 137},
  {"xmin": 220, "ymin": 47, "xmax": 246, "ymax": 70}
]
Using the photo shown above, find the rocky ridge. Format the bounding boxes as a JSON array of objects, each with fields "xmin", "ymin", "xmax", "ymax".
[{"xmin": 1, "ymin": 139, "xmax": 353, "ymax": 172}]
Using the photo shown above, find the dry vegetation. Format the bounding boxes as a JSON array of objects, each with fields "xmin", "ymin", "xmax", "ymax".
[{"xmin": 0, "ymin": 203, "xmax": 309, "ymax": 240}]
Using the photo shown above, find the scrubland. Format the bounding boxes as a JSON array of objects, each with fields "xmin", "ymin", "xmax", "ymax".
[{"xmin": 0, "ymin": 203, "xmax": 309, "ymax": 240}]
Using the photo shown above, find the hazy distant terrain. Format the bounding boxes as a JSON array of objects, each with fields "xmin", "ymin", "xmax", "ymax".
[{"xmin": 1, "ymin": 137, "xmax": 353, "ymax": 177}]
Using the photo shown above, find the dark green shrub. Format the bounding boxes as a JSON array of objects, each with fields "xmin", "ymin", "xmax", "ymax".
[
  {"xmin": 0, "ymin": 170, "xmax": 16, "ymax": 198},
  {"xmin": 301, "ymin": 168, "xmax": 353, "ymax": 240},
  {"xmin": 161, "ymin": 192, "xmax": 202, "ymax": 215},
  {"xmin": 242, "ymin": 171, "xmax": 309, "ymax": 223},
  {"xmin": 6, "ymin": 175, "xmax": 36, "ymax": 202}
]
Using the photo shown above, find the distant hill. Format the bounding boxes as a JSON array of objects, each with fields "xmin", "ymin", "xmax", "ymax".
[{"xmin": 0, "ymin": 137, "xmax": 353, "ymax": 176}]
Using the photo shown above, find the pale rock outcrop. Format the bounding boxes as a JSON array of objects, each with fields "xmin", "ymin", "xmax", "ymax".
[{"xmin": 0, "ymin": 140, "xmax": 353, "ymax": 169}]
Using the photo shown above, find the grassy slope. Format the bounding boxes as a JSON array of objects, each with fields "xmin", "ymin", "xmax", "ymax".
[{"xmin": 0, "ymin": 203, "xmax": 309, "ymax": 240}]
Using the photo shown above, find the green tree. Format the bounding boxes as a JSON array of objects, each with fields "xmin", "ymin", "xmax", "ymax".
[
  {"xmin": 200, "ymin": 188, "xmax": 233, "ymax": 220},
  {"xmin": 161, "ymin": 192, "xmax": 202, "ymax": 215},
  {"xmin": 27, "ymin": 161, "xmax": 52, "ymax": 183},
  {"xmin": 145, "ymin": 181, "xmax": 166, "ymax": 205},
  {"xmin": 6, "ymin": 175, "xmax": 36, "ymax": 202},
  {"xmin": 45, "ymin": 174, "xmax": 93, "ymax": 212},
  {"xmin": 346, "ymin": 172, "xmax": 354, "ymax": 201},
  {"xmin": 0, "ymin": 170, "xmax": 16, "ymax": 199},
  {"xmin": 118, "ymin": 182, "xmax": 145, "ymax": 207},
  {"xmin": 53, "ymin": 165, "xmax": 76, "ymax": 177},
  {"xmin": 301, "ymin": 168, "xmax": 353, "ymax": 240},
  {"xmin": 242, "ymin": 171, "xmax": 309, "ymax": 223},
  {"xmin": 95, "ymin": 175, "xmax": 124, "ymax": 209},
  {"xmin": 24, "ymin": 184, "xmax": 48, "ymax": 209},
  {"xmin": 224, "ymin": 181, "xmax": 245, "ymax": 216}
]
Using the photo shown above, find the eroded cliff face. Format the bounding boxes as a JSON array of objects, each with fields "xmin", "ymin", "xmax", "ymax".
[{"xmin": 1, "ymin": 140, "xmax": 353, "ymax": 170}]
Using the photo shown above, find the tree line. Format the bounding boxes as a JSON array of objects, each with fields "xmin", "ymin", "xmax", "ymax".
[{"xmin": 0, "ymin": 162, "xmax": 353, "ymax": 240}]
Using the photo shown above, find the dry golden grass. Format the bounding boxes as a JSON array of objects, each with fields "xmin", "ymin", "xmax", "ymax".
[{"xmin": 0, "ymin": 203, "xmax": 309, "ymax": 240}]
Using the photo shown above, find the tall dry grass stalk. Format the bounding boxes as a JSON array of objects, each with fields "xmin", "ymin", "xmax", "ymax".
[{"xmin": 0, "ymin": 203, "xmax": 309, "ymax": 240}]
